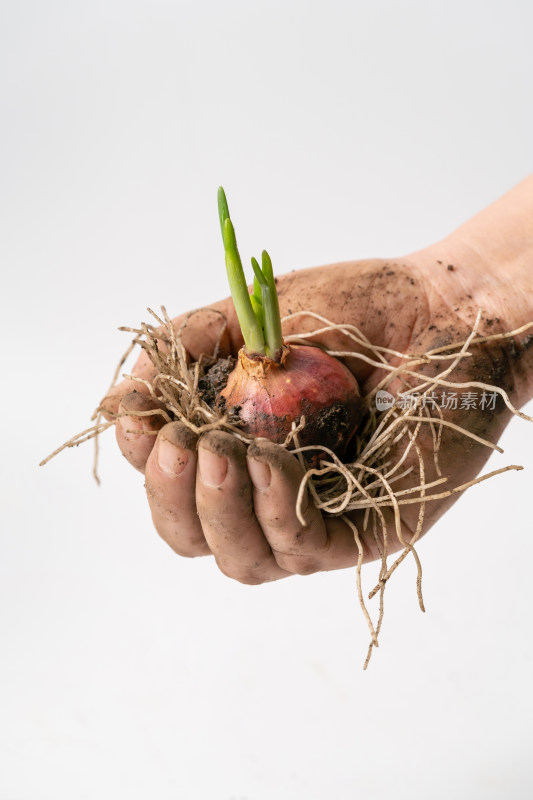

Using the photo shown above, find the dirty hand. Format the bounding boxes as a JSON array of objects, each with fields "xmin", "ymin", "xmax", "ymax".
[{"xmin": 102, "ymin": 177, "xmax": 533, "ymax": 583}]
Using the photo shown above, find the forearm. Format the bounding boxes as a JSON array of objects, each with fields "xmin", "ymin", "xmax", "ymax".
[{"xmin": 408, "ymin": 175, "xmax": 533, "ymax": 407}]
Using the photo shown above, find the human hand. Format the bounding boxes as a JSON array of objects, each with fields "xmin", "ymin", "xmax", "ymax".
[{"xmin": 102, "ymin": 177, "xmax": 533, "ymax": 583}]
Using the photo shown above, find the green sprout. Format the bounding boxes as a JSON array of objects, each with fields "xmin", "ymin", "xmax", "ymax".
[{"xmin": 217, "ymin": 187, "xmax": 283, "ymax": 358}]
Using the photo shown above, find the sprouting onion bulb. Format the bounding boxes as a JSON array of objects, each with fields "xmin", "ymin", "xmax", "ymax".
[{"xmin": 215, "ymin": 187, "xmax": 362, "ymax": 457}]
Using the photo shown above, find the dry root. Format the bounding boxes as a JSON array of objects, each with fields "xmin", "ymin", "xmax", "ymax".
[{"xmin": 40, "ymin": 306, "xmax": 533, "ymax": 668}]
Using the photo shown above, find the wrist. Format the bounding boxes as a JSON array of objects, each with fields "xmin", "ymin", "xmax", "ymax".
[{"xmin": 407, "ymin": 189, "xmax": 533, "ymax": 407}]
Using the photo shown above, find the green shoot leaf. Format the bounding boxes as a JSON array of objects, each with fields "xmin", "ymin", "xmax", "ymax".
[
  {"xmin": 217, "ymin": 188, "xmax": 283, "ymax": 357},
  {"xmin": 218, "ymin": 188, "xmax": 265, "ymax": 354}
]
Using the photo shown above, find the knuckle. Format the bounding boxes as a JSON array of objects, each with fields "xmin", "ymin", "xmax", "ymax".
[
  {"xmin": 258, "ymin": 498, "xmax": 316, "ymax": 538},
  {"xmin": 155, "ymin": 526, "xmax": 209, "ymax": 558},
  {"xmin": 215, "ymin": 559, "xmax": 265, "ymax": 585},
  {"xmin": 235, "ymin": 573, "xmax": 264, "ymax": 586},
  {"xmin": 260, "ymin": 512, "xmax": 290, "ymax": 532},
  {"xmin": 197, "ymin": 507, "xmax": 255, "ymax": 535},
  {"xmin": 291, "ymin": 561, "xmax": 319, "ymax": 576},
  {"xmin": 274, "ymin": 551, "xmax": 320, "ymax": 576},
  {"xmin": 171, "ymin": 543, "xmax": 204, "ymax": 558}
]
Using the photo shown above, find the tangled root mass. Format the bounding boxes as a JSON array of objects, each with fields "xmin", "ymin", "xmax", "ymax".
[{"xmin": 41, "ymin": 306, "xmax": 533, "ymax": 668}]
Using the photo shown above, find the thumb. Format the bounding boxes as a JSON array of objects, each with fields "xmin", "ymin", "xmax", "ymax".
[{"xmin": 99, "ymin": 301, "xmax": 238, "ymax": 420}]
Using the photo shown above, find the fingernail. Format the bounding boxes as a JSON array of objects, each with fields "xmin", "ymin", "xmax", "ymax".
[
  {"xmin": 118, "ymin": 414, "xmax": 141, "ymax": 434},
  {"xmin": 198, "ymin": 446, "xmax": 228, "ymax": 487},
  {"xmin": 157, "ymin": 438, "xmax": 189, "ymax": 476},
  {"xmin": 247, "ymin": 457, "xmax": 271, "ymax": 491}
]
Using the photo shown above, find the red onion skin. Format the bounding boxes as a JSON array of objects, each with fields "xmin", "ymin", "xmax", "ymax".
[{"xmin": 217, "ymin": 344, "xmax": 362, "ymax": 458}]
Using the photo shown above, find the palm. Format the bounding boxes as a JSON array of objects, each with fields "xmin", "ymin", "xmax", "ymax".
[{"xmin": 104, "ymin": 256, "xmax": 516, "ymax": 582}]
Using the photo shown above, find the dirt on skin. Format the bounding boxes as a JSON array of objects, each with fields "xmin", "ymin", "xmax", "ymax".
[{"xmin": 40, "ymin": 258, "xmax": 533, "ymax": 669}]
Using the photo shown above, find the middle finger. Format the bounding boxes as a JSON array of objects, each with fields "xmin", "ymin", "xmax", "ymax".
[{"xmin": 196, "ymin": 431, "xmax": 290, "ymax": 584}]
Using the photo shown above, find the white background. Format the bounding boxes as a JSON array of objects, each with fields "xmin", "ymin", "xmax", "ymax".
[{"xmin": 2, "ymin": 1, "xmax": 532, "ymax": 797}]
